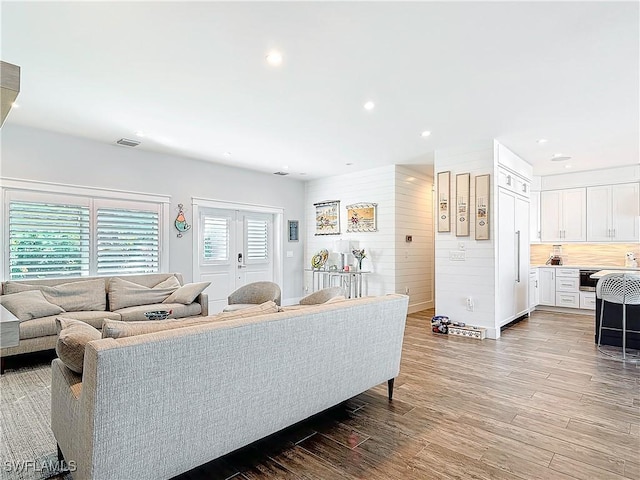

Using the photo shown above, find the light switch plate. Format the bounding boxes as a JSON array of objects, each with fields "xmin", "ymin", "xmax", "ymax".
[
  {"xmin": 286, "ymin": 251, "xmax": 294, "ymax": 258},
  {"xmin": 450, "ymin": 251, "xmax": 466, "ymax": 261}
]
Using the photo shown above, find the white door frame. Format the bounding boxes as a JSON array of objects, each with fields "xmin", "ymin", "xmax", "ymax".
[{"xmin": 191, "ymin": 197, "xmax": 284, "ymax": 291}]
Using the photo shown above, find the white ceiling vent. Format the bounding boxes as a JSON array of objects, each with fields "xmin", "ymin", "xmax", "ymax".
[
  {"xmin": 116, "ymin": 138, "xmax": 140, "ymax": 147},
  {"xmin": 273, "ymin": 171, "xmax": 289, "ymax": 176}
]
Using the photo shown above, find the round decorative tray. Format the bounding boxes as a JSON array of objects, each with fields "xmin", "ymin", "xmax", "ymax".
[{"xmin": 144, "ymin": 310, "xmax": 171, "ymax": 321}]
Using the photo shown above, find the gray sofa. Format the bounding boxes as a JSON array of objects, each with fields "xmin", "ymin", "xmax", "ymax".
[
  {"xmin": 0, "ymin": 273, "xmax": 208, "ymax": 359},
  {"xmin": 51, "ymin": 294, "xmax": 409, "ymax": 480}
]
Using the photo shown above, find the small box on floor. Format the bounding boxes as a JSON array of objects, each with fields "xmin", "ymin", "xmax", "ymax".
[{"xmin": 448, "ymin": 325, "xmax": 486, "ymax": 339}]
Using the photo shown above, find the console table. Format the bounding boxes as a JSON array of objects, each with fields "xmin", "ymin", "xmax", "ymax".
[
  {"xmin": 306, "ymin": 269, "xmax": 370, "ymax": 298},
  {"xmin": 1, "ymin": 305, "xmax": 20, "ymax": 374}
]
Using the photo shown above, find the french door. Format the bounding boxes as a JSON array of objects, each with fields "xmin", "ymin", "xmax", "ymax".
[{"xmin": 197, "ymin": 207, "xmax": 274, "ymax": 313}]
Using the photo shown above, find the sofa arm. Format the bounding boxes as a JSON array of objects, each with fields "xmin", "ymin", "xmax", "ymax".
[{"xmin": 196, "ymin": 292, "xmax": 208, "ymax": 316}]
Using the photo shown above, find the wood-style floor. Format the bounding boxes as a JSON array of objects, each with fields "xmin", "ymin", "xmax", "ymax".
[{"xmin": 175, "ymin": 309, "xmax": 640, "ymax": 480}]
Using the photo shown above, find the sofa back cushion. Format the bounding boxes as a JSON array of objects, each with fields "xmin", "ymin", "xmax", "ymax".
[
  {"xmin": 108, "ymin": 276, "xmax": 180, "ymax": 311},
  {"xmin": 4, "ymin": 278, "xmax": 107, "ymax": 311},
  {"xmin": 0, "ymin": 290, "xmax": 66, "ymax": 321},
  {"xmin": 55, "ymin": 317, "xmax": 101, "ymax": 373}
]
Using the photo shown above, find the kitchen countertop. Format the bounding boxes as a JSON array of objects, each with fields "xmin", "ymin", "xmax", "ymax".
[
  {"xmin": 590, "ymin": 269, "xmax": 640, "ymax": 279},
  {"xmin": 530, "ymin": 264, "xmax": 640, "ymax": 270}
]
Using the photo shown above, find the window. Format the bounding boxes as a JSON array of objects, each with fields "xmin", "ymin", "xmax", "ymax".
[
  {"xmin": 202, "ymin": 215, "xmax": 230, "ymax": 263},
  {"xmin": 4, "ymin": 188, "xmax": 166, "ymax": 280},
  {"xmin": 245, "ymin": 217, "xmax": 269, "ymax": 264}
]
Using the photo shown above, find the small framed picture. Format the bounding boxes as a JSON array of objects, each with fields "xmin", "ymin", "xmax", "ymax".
[
  {"xmin": 475, "ymin": 174, "xmax": 490, "ymax": 240},
  {"xmin": 456, "ymin": 173, "xmax": 470, "ymax": 237},
  {"xmin": 437, "ymin": 171, "xmax": 451, "ymax": 232},
  {"xmin": 288, "ymin": 220, "xmax": 299, "ymax": 242}
]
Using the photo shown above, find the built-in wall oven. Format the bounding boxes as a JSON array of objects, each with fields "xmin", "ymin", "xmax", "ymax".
[{"xmin": 579, "ymin": 269, "xmax": 600, "ymax": 292}]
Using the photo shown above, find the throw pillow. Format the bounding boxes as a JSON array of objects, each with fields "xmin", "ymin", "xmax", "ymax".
[
  {"xmin": 0, "ymin": 290, "xmax": 66, "ymax": 321},
  {"xmin": 55, "ymin": 317, "xmax": 101, "ymax": 374},
  {"xmin": 108, "ymin": 276, "xmax": 181, "ymax": 311},
  {"xmin": 4, "ymin": 278, "xmax": 106, "ymax": 311},
  {"xmin": 325, "ymin": 295, "xmax": 347, "ymax": 304},
  {"xmin": 217, "ymin": 301, "xmax": 278, "ymax": 320},
  {"xmin": 163, "ymin": 281, "xmax": 210, "ymax": 305}
]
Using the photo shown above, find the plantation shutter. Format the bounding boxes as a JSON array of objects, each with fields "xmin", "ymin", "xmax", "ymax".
[
  {"xmin": 202, "ymin": 215, "xmax": 230, "ymax": 263},
  {"xmin": 96, "ymin": 207, "xmax": 159, "ymax": 275},
  {"xmin": 245, "ymin": 217, "xmax": 269, "ymax": 264},
  {"xmin": 9, "ymin": 201, "xmax": 90, "ymax": 279}
]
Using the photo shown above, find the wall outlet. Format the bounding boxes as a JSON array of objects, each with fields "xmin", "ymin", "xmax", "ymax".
[
  {"xmin": 466, "ymin": 297, "xmax": 474, "ymax": 311},
  {"xmin": 405, "ymin": 287, "xmax": 410, "ymax": 295}
]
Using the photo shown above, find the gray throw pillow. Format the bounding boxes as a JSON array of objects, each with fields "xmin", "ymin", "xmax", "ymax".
[
  {"xmin": 163, "ymin": 281, "xmax": 210, "ymax": 305},
  {"xmin": 108, "ymin": 276, "xmax": 181, "ymax": 311},
  {"xmin": 55, "ymin": 318, "xmax": 101, "ymax": 374},
  {"xmin": 0, "ymin": 290, "xmax": 66, "ymax": 321}
]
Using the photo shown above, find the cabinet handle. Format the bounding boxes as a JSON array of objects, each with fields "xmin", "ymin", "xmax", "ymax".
[
  {"xmin": 613, "ymin": 229, "xmax": 616, "ymax": 238},
  {"xmin": 506, "ymin": 175, "xmax": 512, "ymax": 186}
]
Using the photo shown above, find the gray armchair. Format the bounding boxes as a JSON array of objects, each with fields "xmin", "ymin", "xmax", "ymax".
[
  {"xmin": 299, "ymin": 287, "xmax": 347, "ymax": 305},
  {"xmin": 225, "ymin": 281, "xmax": 282, "ymax": 312}
]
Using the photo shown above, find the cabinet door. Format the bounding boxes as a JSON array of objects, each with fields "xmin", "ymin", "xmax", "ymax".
[
  {"xmin": 561, "ymin": 188, "xmax": 586, "ymax": 241},
  {"xmin": 530, "ymin": 191, "xmax": 541, "ymax": 243},
  {"xmin": 540, "ymin": 191, "xmax": 562, "ymax": 242},
  {"xmin": 514, "ymin": 196, "xmax": 530, "ymax": 318},
  {"xmin": 538, "ymin": 268, "xmax": 555, "ymax": 306},
  {"xmin": 586, "ymin": 185, "xmax": 612, "ymax": 242},
  {"xmin": 529, "ymin": 270, "xmax": 539, "ymax": 309},
  {"xmin": 497, "ymin": 190, "xmax": 516, "ymax": 324},
  {"xmin": 611, "ymin": 183, "xmax": 640, "ymax": 242}
]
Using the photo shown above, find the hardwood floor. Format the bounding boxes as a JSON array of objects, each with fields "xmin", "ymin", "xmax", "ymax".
[{"xmin": 175, "ymin": 309, "xmax": 640, "ymax": 480}]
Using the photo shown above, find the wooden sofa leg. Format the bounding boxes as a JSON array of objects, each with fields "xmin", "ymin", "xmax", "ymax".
[
  {"xmin": 387, "ymin": 378, "xmax": 395, "ymax": 402},
  {"xmin": 57, "ymin": 444, "xmax": 64, "ymax": 462},
  {"xmin": 0, "ymin": 357, "xmax": 5, "ymax": 375}
]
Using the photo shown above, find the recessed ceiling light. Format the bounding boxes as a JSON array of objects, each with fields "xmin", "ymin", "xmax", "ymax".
[
  {"xmin": 421, "ymin": 131, "xmax": 431, "ymax": 137},
  {"xmin": 537, "ymin": 138, "xmax": 548, "ymax": 144},
  {"xmin": 565, "ymin": 164, "xmax": 572, "ymax": 169},
  {"xmin": 282, "ymin": 165, "xmax": 289, "ymax": 171},
  {"xmin": 363, "ymin": 101, "xmax": 375, "ymax": 111},
  {"xmin": 135, "ymin": 131, "xmax": 146, "ymax": 137},
  {"xmin": 223, "ymin": 151, "xmax": 232, "ymax": 158},
  {"xmin": 551, "ymin": 153, "xmax": 571, "ymax": 162},
  {"xmin": 266, "ymin": 51, "xmax": 283, "ymax": 66}
]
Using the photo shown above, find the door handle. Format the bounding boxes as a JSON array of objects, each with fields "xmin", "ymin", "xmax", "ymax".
[{"xmin": 515, "ymin": 230, "xmax": 521, "ymax": 283}]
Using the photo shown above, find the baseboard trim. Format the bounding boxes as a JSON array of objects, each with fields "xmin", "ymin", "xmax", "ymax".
[
  {"xmin": 535, "ymin": 305, "xmax": 594, "ymax": 316},
  {"xmin": 408, "ymin": 300, "xmax": 433, "ymax": 314}
]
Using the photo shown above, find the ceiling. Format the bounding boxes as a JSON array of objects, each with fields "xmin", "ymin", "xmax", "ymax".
[{"xmin": 2, "ymin": 1, "xmax": 638, "ymax": 179}]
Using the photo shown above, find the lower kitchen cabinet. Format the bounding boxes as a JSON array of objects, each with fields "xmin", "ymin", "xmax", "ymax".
[{"xmin": 538, "ymin": 268, "xmax": 555, "ymax": 306}]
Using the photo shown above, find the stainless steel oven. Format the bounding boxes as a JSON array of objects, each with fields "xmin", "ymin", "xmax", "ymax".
[{"xmin": 579, "ymin": 269, "xmax": 599, "ymax": 292}]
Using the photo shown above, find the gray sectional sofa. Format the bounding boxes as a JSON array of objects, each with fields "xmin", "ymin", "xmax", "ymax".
[
  {"xmin": 0, "ymin": 273, "xmax": 208, "ymax": 360},
  {"xmin": 51, "ymin": 294, "xmax": 409, "ymax": 480}
]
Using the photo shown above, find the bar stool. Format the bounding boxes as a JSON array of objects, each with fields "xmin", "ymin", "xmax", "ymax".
[{"xmin": 596, "ymin": 273, "xmax": 640, "ymax": 361}]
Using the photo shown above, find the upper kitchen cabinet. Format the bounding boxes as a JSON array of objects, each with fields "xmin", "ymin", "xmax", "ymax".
[
  {"xmin": 587, "ymin": 183, "xmax": 640, "ymax": 242},
  {"xmin": 540, "ymin": 188, "xmax": 586, "ymax": 242},
  {"xmin": 530, "ymin": 191, "xmax": 541, "ymax": 243}
]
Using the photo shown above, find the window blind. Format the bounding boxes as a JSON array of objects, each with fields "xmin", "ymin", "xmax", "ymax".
[
  {"xmin": 9, "ymin": 201, "xmax": 90, "ymax": 279},
  {"xmin": 96, "ymin": 208, "xmax": 159, "ymax": 275},
  {"xmin": 246, "ymin": 218, "xmax": 269, "ymax": 262},
  {"xmin": 202, "ymin": 216, "xmax": 229, "ymax": 262}
]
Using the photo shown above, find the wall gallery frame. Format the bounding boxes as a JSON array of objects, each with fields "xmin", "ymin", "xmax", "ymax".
[
  {"xmin": 346, "ymin": 203, "xmax": 377, "ymax": 232},
  {"xmin": 314, "ymin": 200, "xmax": 340, "ymax": 235},
  {"xmin": 475, "ymin": 174, "xmax": 490, "ymax": 240},
  {"xmin": 437, "ymin": 171, "xmax": 451, "ymax": 232},
  {"xmin": 456, "ymin": 173, "xmax": 470, "ymax": 237}
]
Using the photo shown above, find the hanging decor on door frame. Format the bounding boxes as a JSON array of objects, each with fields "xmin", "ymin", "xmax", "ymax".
[
  {"xmin": 314, "ymin": 200, "xmax": 340, "ymax": 235},
  {"xmin": 437, "ymin": 171, "xmax": 451, "ymax": 232},
  {"xmin": 475, "ymin": 174, "xmax": 490, "ymax": 240},
  {"xmin": 174, "ymin": 203, "xmax": 191, "ymax": 238},
  {"xmin": 346, "ymin": 202, "xmax": 377, "ymax": 232},
  {"xmin": 456, "ymin": 173, "xmax": 470, "ymax": 237}
]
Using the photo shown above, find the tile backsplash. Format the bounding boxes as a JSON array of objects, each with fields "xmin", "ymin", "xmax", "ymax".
[{"xmin": 530, "ymin": 243, "xmax": 639, "ymax": 267}]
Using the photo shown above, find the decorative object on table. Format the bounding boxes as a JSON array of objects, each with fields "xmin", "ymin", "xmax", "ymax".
[
  {"xmin": 314, "ymin": 200, "xmax": 340, "ymax": 235},
  {"xmin": 352, "ymin": 249, "xmax": 366, "ymax": 271},
  {"xmin": 311, "ymin": 248, "xmax": 329, "ymax": 269},
  {"xmin": 475, "ymin": 174, "xmax": 490, "ymax": 240},
  {"xmin": 431, "ymin": 315, "xmax": 450, "ymax": 334},
  {"xmin": 456, "ymin": 173, "xmax": 470, "ymax": 237},
  {"xmin": 346, "ymin": 203, "xmax": 378, "ymax": 232},
  {"xmin": 437, "ymin": 171, "xmax": 451, "ymax": 232},
  {"xmin": 144, "ymin": 310, "xmax": 172, "ymax": 321},
  {"xmin": 625, "ymin": 252, "xmax": 638, "ymax": 268},
  {"xmin": 288, "ymin": 220, "xmax": 299, "ymax": 241},
  {"xmin": 174, "ymin": 204, "xmax": 191, "ymax": 238}
]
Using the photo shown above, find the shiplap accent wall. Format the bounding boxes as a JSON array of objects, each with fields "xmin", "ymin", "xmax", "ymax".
[
  {"xmin": 395, "ymin": 166, "xmax": 434, "ymax": 312},
  {"xmin": 305, "ymin": 165, "xmax": 434, "ymax": 311},
  {"xmin": 434, "ymin": 145, "xmax": 499, "ymax": 338}
]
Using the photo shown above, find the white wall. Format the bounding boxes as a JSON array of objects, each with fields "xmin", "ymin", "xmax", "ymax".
[
  {"xmin": 541, "ymin": 165, "xmax": 640, "ymax": 190},
  {"xmin": 395, "ymin": 166, "xmax": 434, "ymax": 312},
  {"xmin": 434, "ymin": 144, "xmax": 498, "ymax": 337},
  {"xmin": 0, "ymin": 125, "xmax": 306, "ymax": 301}
]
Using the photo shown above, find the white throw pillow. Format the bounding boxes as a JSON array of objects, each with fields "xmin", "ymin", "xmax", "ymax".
[{"xmin": 163, "ymin": 282, "xmax": 210, "ymax": 305}]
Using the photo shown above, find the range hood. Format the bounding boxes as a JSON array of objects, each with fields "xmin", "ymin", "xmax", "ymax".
[{"xmin": 1, "ymin": 61, "xmax": 21, "ymax": 128}]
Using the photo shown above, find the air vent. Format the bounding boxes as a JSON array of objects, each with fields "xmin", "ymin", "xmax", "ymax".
[
  {"xmin": 273, "ymin": 171, "xmax": 289, "ymax": 176},
  {"xmin": 116, "ymin": 138, "xmax": 140, "ymax": 147}
]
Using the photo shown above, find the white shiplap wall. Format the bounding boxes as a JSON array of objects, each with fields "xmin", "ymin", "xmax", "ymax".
[
  {"xmin": 434, "ymin": 145, "xmax": 499, "ymax": 338},
  {"xmin": 395, "ymin": 166, "xmax": 434, "ymax": 312}
]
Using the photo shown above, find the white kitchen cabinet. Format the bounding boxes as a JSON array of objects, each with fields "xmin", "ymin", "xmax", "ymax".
[
  {"xmin": 579, "ymin": 291, "xmax": 596, "ymax": 310},
  {"xmin": 587, "ymin": 183, "xmax": 640, "ymax": 242},
  {"xmin": 538, "ymin": 268, "xmax": 556, "ymax": 306},
  {"xmin": 529, "ymin": 269, "xmax": 539, "ymax": 309},
  {"xmin": 540, "ymin": 188, "xmax": 586, "ymax": 242},
  {"xmin": 530, "ymin": 191, "xmax": 541, "ymax": 243}
]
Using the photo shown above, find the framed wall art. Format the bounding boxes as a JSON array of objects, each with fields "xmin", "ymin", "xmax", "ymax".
[
  {"xmin": 346, "ymin": 202, "xmax": 377, "ymax": 232},
  {"xmin": 456, "ymin": 173, "xmax": 470, "ymax": 237},
  {"xmin": 475, "ymin": 174, "xmax": 490, "ymax": 240},
  {"xmin": 288, "ymin": 220, "xmax": 299, "ymax": 242},
  {"xmin": 437, "ymin": 171, "xmax": 451, "ymax": 232},
  {"xmin": 314, "ymin": 200, "xmax": 340, "ymax": 235}
]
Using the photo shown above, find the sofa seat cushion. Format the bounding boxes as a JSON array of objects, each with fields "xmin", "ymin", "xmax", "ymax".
[
  {"xmin": 114, "ymin": 302, "xmax": 202, "ymax": 321},
  {"xmin": 3, "ymin": 278, "xmax": 107, "ymax": 311},
  {"xmin": 18, "ymin": 311, "xmax": 122, "ymax": 340}
]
